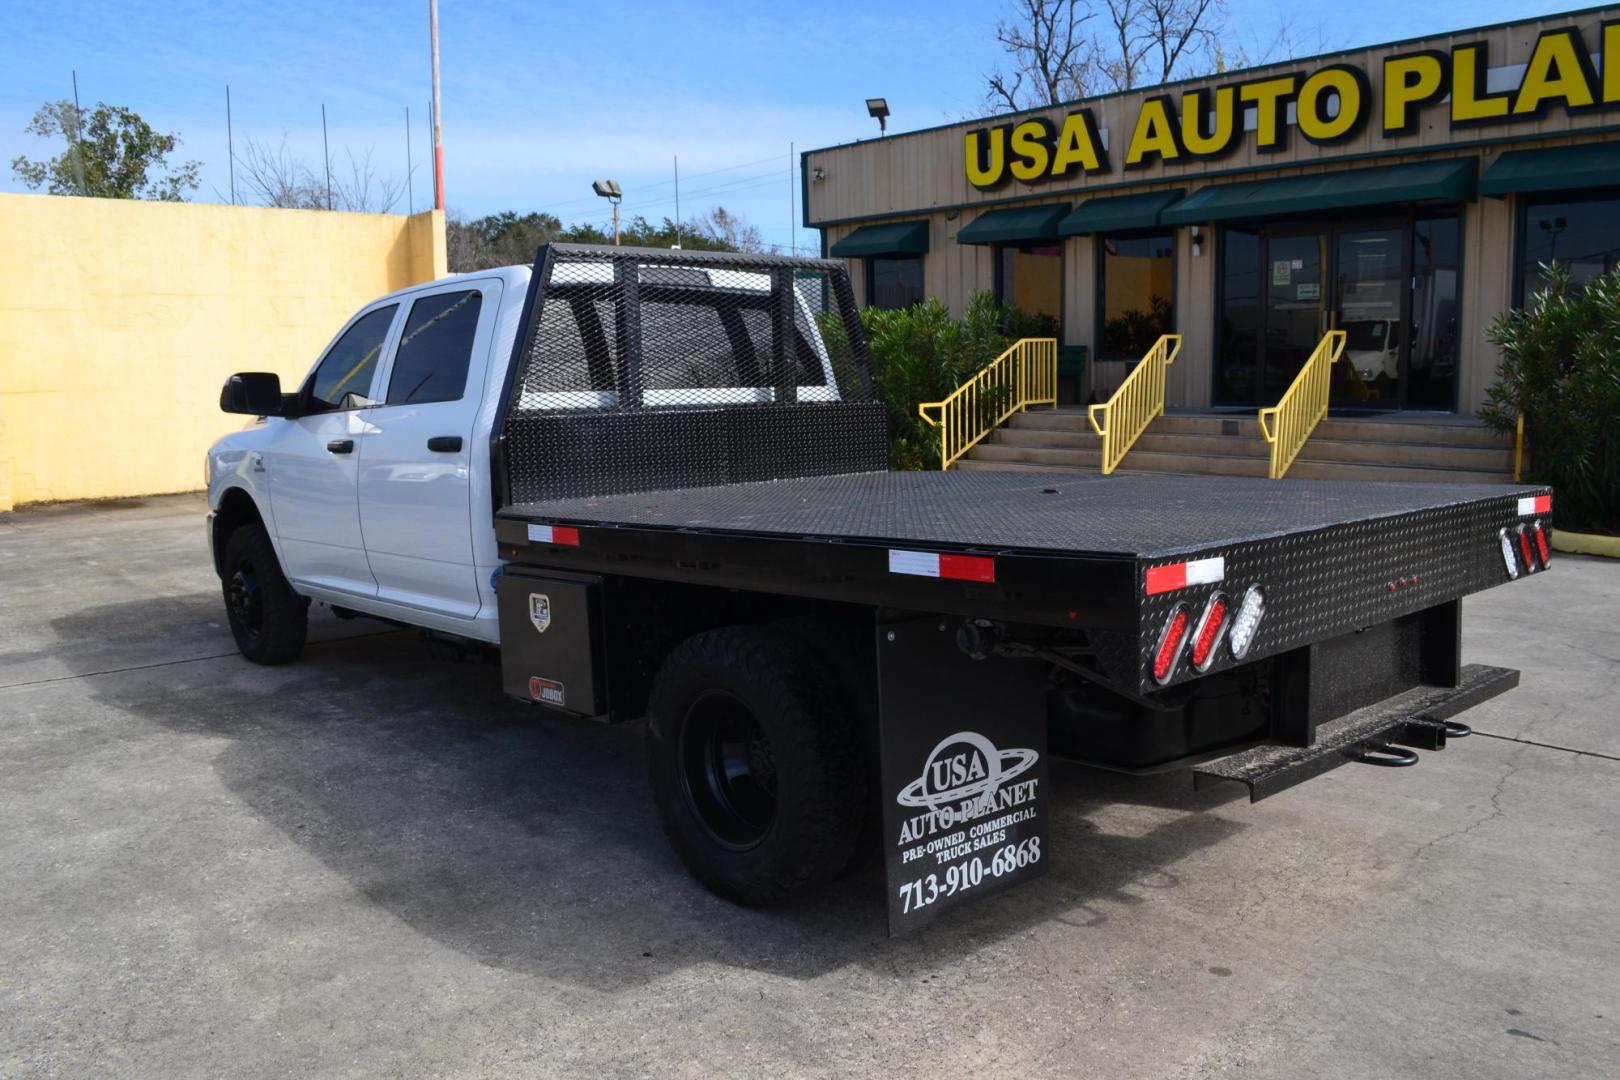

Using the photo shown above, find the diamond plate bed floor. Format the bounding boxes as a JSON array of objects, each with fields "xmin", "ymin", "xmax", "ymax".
[{"xmin": 501, "ymin": 471, "xmax": 1538, "ymax": 559}]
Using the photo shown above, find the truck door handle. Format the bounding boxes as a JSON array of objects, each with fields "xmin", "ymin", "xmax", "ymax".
[
  {"xmin": 326, "ymin": 439, "xmax": 355, "ymax": 454},
  {"xmin": 427, "ymin": 435, "xmax": 463, "ymax": 452}
]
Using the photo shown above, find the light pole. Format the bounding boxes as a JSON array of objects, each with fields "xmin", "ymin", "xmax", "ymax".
[
  {"xmin": 865, "ymin": 98, "xmax": 890, "ymax": 136},
  {"xmin": 593, "ymin": 179, "xmax": 623, "ymax": 245},
  {"xmin": 429, "ymin": 0, "xmax": 444, "ymax": 210}
]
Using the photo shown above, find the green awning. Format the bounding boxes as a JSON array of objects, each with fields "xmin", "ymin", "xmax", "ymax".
[
  {"xmin": 828, "ymin": 220, "xmax": 930, "ymax": 258},
  {"xmin": 1160, "ymin": 160, "xmax": 1477, "ymax": 226},
  {"xmin": 1480, "ymin": 143, "xmax": 1620, "ymax": 197},
  {"xmin": 1059, "ymin": 190, "xmax": 1184, "ymax": 235},
  {"xmin": 956, "ymin": 204, "xmax": 1069, "ymax": 245}
]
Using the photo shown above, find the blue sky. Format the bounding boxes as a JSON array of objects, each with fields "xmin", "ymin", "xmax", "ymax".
[{"xmin": 2, "ymin": 0, "xmax": 1585, "ymax": 253}]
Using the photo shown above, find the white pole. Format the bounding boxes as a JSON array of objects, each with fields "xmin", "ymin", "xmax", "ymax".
[{"xmin": 674, "ymin": 155, "xmax": 681, "ymax": 247}]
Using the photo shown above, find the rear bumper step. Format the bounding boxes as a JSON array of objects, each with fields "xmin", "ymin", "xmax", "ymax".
[{"xmin": 1194, "ymin": 664, "xmax": 1519, "ymax": 802}]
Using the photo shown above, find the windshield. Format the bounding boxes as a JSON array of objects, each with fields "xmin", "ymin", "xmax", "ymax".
[{"xmin": 1344, "ymin": 320, "xmax": 1394, "ymax": 352}]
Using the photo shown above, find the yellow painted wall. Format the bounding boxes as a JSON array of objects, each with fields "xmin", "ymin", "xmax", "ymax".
[{"xmin": 0, "ymin": 194, "xmax": 446, "ymax": 511}]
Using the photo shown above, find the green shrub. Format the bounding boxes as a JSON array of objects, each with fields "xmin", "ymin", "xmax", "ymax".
[
  {"xmin": 1480, "ymin": 265, "xmax": 1620, "ymax": 534},
  {"xmin": 857, "ymin": 292, "xmax": 1057, "ymax": 469}
]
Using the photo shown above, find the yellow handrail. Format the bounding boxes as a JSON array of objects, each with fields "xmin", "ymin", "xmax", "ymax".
[
  {"xmin": 1513, "ymin": 413, "xmax": 1525, "ymax": 483},
  {"xmin": 1085, "ymin": 334, "xmax": 1182, "ymax": 475},
  {"xmin": 1257, "ymin": 330, "xmax": 1346, "ymax": 479},
  {"xmin": 918, "ymin": 338, "xmax": 1058, "ymax": 470}
]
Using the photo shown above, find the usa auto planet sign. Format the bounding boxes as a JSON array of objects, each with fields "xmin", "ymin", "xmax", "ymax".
[
  {"xmin": 878, "ymin": 620, "xmax": 1050, "ymax": 934},
  {"xmin": 883, "ymin": 723, "xmax": 1050, "ymax": 932}
]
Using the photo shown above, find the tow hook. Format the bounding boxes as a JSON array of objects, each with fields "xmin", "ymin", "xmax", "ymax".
[
  {"xmin": 1443, "ymin": 720, "xmax": 1472, "ymax": 738},
  {"xmin": 1350, "ymin": 743, "xmax": 1420, "ymax": 767}
]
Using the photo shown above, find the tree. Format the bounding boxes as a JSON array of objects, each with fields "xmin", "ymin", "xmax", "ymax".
[
  {"xmin": 11, "ymin": 100, "xmax": 200, "ymax": 200},
  {"xmin": 987, "ymin": 0, "xmax": 1098, "ymax": 112},
  {"xmin": 446, "ymin": 206, "xmax": 771, "ymax": 273},
  {"xmin": 985, "ymin": 0, "xmax": 1228, "ymax": 109},
  {"xmin": 233, "ymin": 136, "xmax": 403, "ymax": 213}
]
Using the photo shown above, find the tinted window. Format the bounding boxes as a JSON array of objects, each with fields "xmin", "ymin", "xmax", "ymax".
[
  {"xmin": 1518, "ymin": 192, "xmax": 1620, "ymax": 300},
  {"xmin": 868, "ymin": 256, "xmax": 923, "ymax": 309},
  {"xmin": 1098, "ymin": 233, "xmax": 1174, "ymax": 360},
  {"xmin": 1217, "ymin": 227, "xmax": 1261, "ymax": 405},
  {"xmin": 1409, "ymin": 215, "xmax": 1460, "ymax": 409},
  {"xmin": 386, "ymin": 290, "xmax": 483, "ymax": 404},
  {"xmin": 996, "ymin": 243, "xmax": 1062, "ymax": 328},
  {"xmin": 307, "ymin": 305, "xmax": 396, "ymax": 412}
]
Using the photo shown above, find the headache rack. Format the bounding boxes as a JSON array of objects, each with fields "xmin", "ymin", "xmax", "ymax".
[{"xmin": 491, "ymin": 243, "xmax": 888, "ymax": 508}]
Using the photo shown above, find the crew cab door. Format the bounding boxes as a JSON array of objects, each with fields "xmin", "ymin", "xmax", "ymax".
[
  {"xmin": 264, "ymin": 302, "xmax": 399, "ymax": 595},
  {"xmin": 355, "ymin": 280, "xmax": 500, "ymax": 619}
]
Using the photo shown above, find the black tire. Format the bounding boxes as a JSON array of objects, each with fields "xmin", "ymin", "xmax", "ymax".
[
  {"xmin": 646, "ymin": 626, "xmax": 866, "ymax": 905},
  {"xmin": 221, "ymin": 523, "xmax": 308, "ymax": 665}
]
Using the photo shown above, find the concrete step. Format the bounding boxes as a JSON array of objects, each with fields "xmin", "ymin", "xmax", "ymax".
[
  {"xmin": 959, "ymin": 446, "xmax": 1503, "ymax": 482},
  {"xmin": 967, "ymin": 441, "xmax": 1512, "ymax": 484},
  {"xmin": 1011, "ymin": 408, "xmax": 1511, "ymax": 449},
  {"xmin": 989, "ymin": 426, "xmax": 1513, "ymax": 471}
]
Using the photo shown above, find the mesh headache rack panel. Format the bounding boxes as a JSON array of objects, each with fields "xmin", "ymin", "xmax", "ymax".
[{"xmin": 497, "ymin": 244, "xmax": 886, "ymax": 507}]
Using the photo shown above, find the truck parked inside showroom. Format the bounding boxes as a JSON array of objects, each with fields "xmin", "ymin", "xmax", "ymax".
[{"xmin": 206, "ymin": 245, "xmax": 1549, "ymax": 933}]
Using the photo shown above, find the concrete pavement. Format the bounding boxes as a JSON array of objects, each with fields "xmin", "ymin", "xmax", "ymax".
[{"xmin": 1, "ymin": 494, "xmax": 1616, "ymax": 1078}]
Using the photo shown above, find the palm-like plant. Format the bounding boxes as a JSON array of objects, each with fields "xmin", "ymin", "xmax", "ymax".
[{"xmin": 1481, "ymin": 265, "xmax": 1620, "ymax": 534}]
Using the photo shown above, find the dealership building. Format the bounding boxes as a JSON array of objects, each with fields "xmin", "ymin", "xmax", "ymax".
[{"xmin": 803, "ymin": 6, "xmax": 1620, "ymax": 416}]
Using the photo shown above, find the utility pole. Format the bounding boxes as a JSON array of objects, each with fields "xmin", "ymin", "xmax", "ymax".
[
  {"xmin": 68, "ymin": 70, "xmax": 87, "ymax": 196},
  {"xmin": 321, "ymin": 104, "xmax": 332, "ymax": 210},
  {"xmin": 405, "ymin": 106, "xmax": 414, "ymax": 215},
  {"xmin": 673, "ymin": 155, "xmax": 681, "ymax": 248},
  {"xmin": 789, "ymin": 142, "xmax": 795, "ymax": 256},
  {"xmin": 226, "ymin": 85, "xmax": 236, "ymax": 205},
  {"xmin": 429, "ymin": 0, "xmax": 444, "ymax": 211}
]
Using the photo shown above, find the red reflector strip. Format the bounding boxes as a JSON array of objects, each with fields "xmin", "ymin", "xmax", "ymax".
[
  {"xmin": 1534, "ymin": 522, "xmax": 1550, "ymax": 563},
  {"xmin": 1517, "ymin": 494, "xmax": 1552, "ymax": 516},
  {"xmin": 888, "ymin": 549, "xmax": 996, "ymax": 584},
  {"xmin": 1144, "ymin": 556, "xmax": 1225, "ymax": 596},
  {"xmin": 1189, "ymin": 598, "xmax": 1229, "ymax": 669},
  {"xmin": 526, "ymin": 523, "xmax": 581, "ymax": 546},
  {"xmin": 1153, "ymin": 608, "xmax": 1191, "ymax": 683}
]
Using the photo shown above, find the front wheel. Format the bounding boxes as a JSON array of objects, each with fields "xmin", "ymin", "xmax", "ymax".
[
  {"xmin": 221, "ymin": 523, "xmax": 308, "ymax": 665},
  {"xmin": 646, "ymin": 626, "xmax": 865, "ymax": 905}
]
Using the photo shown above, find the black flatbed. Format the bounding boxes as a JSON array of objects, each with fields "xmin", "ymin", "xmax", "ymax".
[{"xmin": 499, "ymin": 470, "xmax": 1533, "ymax": 560}]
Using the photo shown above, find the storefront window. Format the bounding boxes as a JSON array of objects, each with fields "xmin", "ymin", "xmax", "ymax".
[
  {"xmin": 995, "ymin": 244, "xmax": 1062, "ymax": 330},
  {"xmin": 1408, "ymin": 216, "xmax": 1460, "ymax": 409},
  {"xmin": 867, "ymin": 255, "xmax": 924, "ymax": 309},
  {"xmin": 1518, "ymin": 191, "xmax": 1620, "ymax": 299},
  {"xmin": 1097, "ymin": 234, "xmax": 1174, "ymax": 360},
  {"xmin": 1217, "ymin": 228, "xmax": 1262, "ymax": 404}
]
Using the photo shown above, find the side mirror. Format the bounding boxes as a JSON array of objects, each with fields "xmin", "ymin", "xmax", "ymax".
[{"xmin": 220, "ymin": 372, "xmax": 284, "ymax": 416}]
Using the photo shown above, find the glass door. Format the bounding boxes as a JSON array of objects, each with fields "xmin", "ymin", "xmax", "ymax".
[
  {"xmin": 1333, "ymin": 226, "xmax": 1404, "ymax": 408},
  {"xmin": 1217, "ymin": 214, "xmax": 1461, "ymax": 412},
  {"xmin": 1217, "ymin": 228, "xmax": 1325, "ymax": 406},
  {"xmin": 1262, "ymin": 232, "xmax": 1326, "ymax": 403}
]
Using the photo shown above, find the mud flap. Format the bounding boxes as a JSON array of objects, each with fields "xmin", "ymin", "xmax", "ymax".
[{"xmin": 878, "ymin": 615, "xmax": 1050, "ymax": 936}]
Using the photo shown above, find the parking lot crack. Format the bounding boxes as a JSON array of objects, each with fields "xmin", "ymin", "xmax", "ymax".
[{"xmin": 1408, "ymin": 750, "xmax": 1523, "ymax": 863}]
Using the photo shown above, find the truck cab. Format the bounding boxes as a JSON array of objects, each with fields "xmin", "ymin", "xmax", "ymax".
[{"xmin": 208, "ymin": 266, "xmax": 528, "ymax": 647}]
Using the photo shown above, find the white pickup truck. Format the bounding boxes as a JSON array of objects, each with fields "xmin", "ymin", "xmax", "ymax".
[{"xmin": 207, "ymin": 244, "xmax": 1545, "ymax": 934}]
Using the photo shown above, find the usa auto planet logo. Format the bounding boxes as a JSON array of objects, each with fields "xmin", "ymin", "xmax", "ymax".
[
  {"xmin": 528, "ymin": 593, "xmax": 551, "ymax": 633},
  {"xmin": 895, "ymin": 730, "xmax": 1039, "ymax": 846}
]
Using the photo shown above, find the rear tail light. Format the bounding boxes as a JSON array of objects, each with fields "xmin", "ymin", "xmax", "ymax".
[
  {"xmin": 1188, "ymin": 593, "xmax": 1230, "ymax": 673},
  {"xmin": 1227, "ymin": 585, "xmax": 1266, "ymax": 660},
  {"xmin": 1152, "ymin": 605, "xmax": 1191, "ymax": 684},
  {"xmin": 1499, "ymin": 528, "xmax": 1520, "ymax": 579},
  {"xmin": 1516, "ymin": 524, "xmax": 1537, "ymax": 573},
  {"xmin": 1532, "ymin": 520, "xmax": 1551, "ymax": 565}
]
